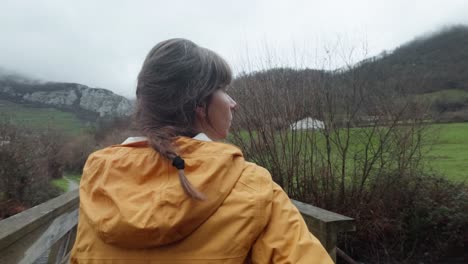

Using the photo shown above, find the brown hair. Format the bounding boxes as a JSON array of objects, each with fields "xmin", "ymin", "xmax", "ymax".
[{"xmin": 135, "ymin": 38, "xmax": 232, "ymax": 200}]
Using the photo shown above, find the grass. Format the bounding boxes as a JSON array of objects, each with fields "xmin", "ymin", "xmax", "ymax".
[
  {"xmin": 418, "ymin": 89, "xmax": 468, "ymax": 102},
  {"xmin": 64, "ymin": 172, "xmax": 82, "ymax": 184},
  {"xmin": 51, "ymin": 173, "xmax": 82, "ymax": 193},
  {"xmin": 231, "ymin": 122, "xmax": 468, "ymax": 183},
  {"xmin": 51, "ymin": 178, "xmax": 69, "ymax": 192},
  {"xmin": 0, "ymin": 99, "xmax": 89, "ymax": 135},
  {"xmin": 426, "ymin": 122, "xmax": 468, "ymax": 182},
  {"xmin": 3, "ymin": 93, "xmax": 464, "ymax": 182}
]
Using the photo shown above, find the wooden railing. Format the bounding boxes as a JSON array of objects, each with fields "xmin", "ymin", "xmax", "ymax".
[
  {"xmin": 0, "ymin": 190, "xmax": 355, "ymax": 263},
  {"xmin": 0, "ymin": 190, "xmax": 79, "ymax": 264},
  {"xmin": 292, "ymin": 200, "xmax": 356, "ymax": 261}
]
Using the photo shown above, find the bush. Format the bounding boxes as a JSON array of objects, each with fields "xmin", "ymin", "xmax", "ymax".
[
  {"xmin": 60, "ymin": 117, "xmax": 137, "ymax": 174},
  {"xmin": 339, "ymin": 174, "xmax": 467, "ymax": 263},
  {"xmin": 92, "ymin": 116, "xmax": 134, "ymax": 142},
  {"xmin": 229, "ymin": 65, "xmax": 466, "ymax": 262},
  {"xmin": 97, "ymin": 127, "xmax": 137, "ymax": 148},
  {"xmin": 0, "ymin": 121, "xmax": 62, "ymax": 218},
  {"xmin": 434, "ymin": 109, "xmax": 468, "ymax": 123},
  {"xmin": 61, "ymin": 134, "xmax": 96, "ymax": 173},
  {"xmin": 432, "ymin": 97, "xmax": 466, "ymax": 113}
]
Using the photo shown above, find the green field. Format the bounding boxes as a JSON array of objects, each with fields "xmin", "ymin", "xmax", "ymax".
[
  {"xmin": 419, "ymin": 89, "xmax": 468, "ymax": 102},
  {"xmin": 1, "ymin": 98, "xmax": 466, "ymax": 182},
  {"xmin": 232, "ymin": 122, "xmax": 468, "ymax": 183},
  {"xmin": 427, "ymin": 122, "xmax": 468, "ymax": 182},
  {"xmin": 0, "ymin": 99, "xmax": 89, "ymax": 135}
]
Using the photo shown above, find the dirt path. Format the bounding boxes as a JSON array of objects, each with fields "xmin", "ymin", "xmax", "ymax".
[{"xmin": 66, "ymin": 178, "xmax": 79, "ymax": 191}]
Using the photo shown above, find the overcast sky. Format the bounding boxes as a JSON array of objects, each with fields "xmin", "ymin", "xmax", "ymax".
[{"xmin": 1, "ymin": 0, "xmax": 468, "ymax": 98}]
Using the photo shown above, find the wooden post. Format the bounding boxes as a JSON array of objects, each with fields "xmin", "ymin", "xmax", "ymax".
[{"xmin": 291, "ymin": 199, "xmax": 355, "ymax": 262}]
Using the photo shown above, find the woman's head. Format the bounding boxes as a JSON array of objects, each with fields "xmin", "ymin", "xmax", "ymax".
[
  {"xmin": 136, "ymin": 38, "xmax": 235, "ymax": 140},
  {"xmin": 135, "ymin": 38, "xmax": 236, "ymax": 200},
  {"xmin": 195, "ymin": 88, "xmax": 237, "ymax": 140}
]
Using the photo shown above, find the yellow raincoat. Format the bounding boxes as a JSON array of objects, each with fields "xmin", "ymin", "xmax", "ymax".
[{"xmin": 70, "ymin": 137, "xmax": 333, "ymax": 263}]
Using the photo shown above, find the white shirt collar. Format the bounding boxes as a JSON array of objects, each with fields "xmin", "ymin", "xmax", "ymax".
[
  {"xmin": 192, "ymin": 133, "xmax": 212, "ymax": 142},
  {"xmin": 121, "ymin": 133, "xmax": 212, "ymax": 145},
  {"xmin": 121, "ymin": 136, "xmax": 148, "ymax": 145}
]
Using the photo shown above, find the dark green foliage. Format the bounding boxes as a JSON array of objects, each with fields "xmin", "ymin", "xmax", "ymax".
[
  {"xmin": 338, "ymin": 175, "xmax": 468, "ymax": 263},
  {"xmin": 0, "ymin": 121, "xmax": 62, "ymax": 218},
  {"xmin": 229, "ymin": 41, "xmax": 468, "ymax": 261},
  {"xmin": 352, "ymin": 25, "xmax": 468, "ymax": 94},
  {"xmin": 348, "ymin": 25, "xmax": 468, "ymax": 122}
]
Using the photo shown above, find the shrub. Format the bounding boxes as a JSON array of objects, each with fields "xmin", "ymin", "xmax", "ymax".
[
  {"xmin": 97, "ymin": 127, "xmax": 138, "ymax": 148},
  {"xmin": 337, "ymin": 174, "xmax": 467, "ymax": 263},
  {"xmin": 0, "ymin": 121, "xmax": 62, "ymax": 218},
  {"xmin": 228, "ymin": 64, "xmax": 465, "ymax": 262},
  {"xmin": 61, "ymin": 134, "xmax": 96, "ymax": 173}
]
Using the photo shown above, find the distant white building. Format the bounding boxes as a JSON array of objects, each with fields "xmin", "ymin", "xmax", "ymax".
[
  {"xmin": 0, "ymin": 136, "xmax": 11, "ymax": 147},
  {"xmin": 290, "ymin": 117, "xmax": 325, "ymax": 130}
]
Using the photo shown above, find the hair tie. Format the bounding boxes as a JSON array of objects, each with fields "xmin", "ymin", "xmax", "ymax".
[{"xmin": 172, "ymin": 156, "xmax": 185, "ymax": 170}]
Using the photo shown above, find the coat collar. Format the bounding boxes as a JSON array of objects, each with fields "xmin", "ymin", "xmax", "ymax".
[{"xmin": 121, "ymin": 133, "xmax": 212, "ymax": 145}]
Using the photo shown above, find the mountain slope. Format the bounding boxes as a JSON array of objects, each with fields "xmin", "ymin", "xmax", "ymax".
[
  {"xmin": 0, "ymin": 73, "xmax": 133, "ymax": 121},
  {"xmin": 350, "ymin": 25, "xmax": 468, "ymax": 94},
  {"xmin": 0, "ymin": 99, "xmax": 88, "ymax": 135}
]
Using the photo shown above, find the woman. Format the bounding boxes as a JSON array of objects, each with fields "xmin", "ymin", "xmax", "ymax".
[{"xmin": 70, "ymin": 38, "xmax": 333, "ymax": 263}]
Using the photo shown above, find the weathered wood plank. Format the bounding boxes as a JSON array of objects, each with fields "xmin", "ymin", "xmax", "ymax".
[
  {"xmin": 291, "ymin": 199, "xmax": 355, "ymax": 227},
  {"xmin": 0, "ymin": 190, "xmax": 79, "ymax": 251},
  {"xmin": 292, "ymin": 199, "xmax": 355, "ymax": 236},
  {"xmin": 0, "ymin": 208, "xmax": 78, "ymax": 264},
  {"xmin": 59, "ymin": 229, "xmax": 76, "ymax": 264},
  {"xmin": 60, "ymin": 251, "xmax": 72, "ymax": 264},
  {"xmin": 0, "ymin": 190, "xmax": 79, "ymax": 264},
  {"xmin": 48, "ymin": 228, "xmax": 75, "ymax": 264},
  {"xmin": 291, "ymin": 199, "xmax": 356, "ymax": 262}
]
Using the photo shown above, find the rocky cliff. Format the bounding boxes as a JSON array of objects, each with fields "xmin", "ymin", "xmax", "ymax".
[{"xmin": 0, "ymin": 77, "xmax": 133, "ymax": 119}]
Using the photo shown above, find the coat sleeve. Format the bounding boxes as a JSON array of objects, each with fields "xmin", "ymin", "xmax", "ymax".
[{"xmin": 250, "ymin": 182, "xmax": 334, "ymax": 264}]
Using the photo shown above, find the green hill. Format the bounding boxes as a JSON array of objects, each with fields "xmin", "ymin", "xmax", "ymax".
[
  {"xmin": 233, "ymin": 25, "xmax": 468, "ymax": 123},
  {"xmin": 351, "ymin": 25, "xmax": 468, "ymax": 94},
  {"xmin": 0, "ymin": 99, "xmax": 89, "ymax": 135}
]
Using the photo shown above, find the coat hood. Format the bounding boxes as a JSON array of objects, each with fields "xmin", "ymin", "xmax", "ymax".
[{"xmin": 79, "ymin": 137, "xmax": 245, "ymax": 249}]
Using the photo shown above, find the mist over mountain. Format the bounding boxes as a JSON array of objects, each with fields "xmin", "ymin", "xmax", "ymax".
[
  {"xmin": 348, "ymin": 25, "xmax": 468, "ymax": 93},
  {"xmin": 232, "ymin": 25, "xmax": 468, "ymax": 122},
  {"xmin": 2, "ymin": 25, "xmax": 467, "ymax": 123},
  {"xmin": 0, "ymin": 69, "xmax": 134, "ymax": 121}
]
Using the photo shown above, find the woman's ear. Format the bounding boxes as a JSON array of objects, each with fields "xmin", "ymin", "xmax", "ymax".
[{"xmin": 195, "ymin": 104, "xmax": 206, "ymax": 119}]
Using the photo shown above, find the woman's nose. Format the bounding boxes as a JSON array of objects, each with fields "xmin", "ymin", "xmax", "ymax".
[{"xmin": 228, "ymin": 95, "xmax": 238, "ymax": 109}]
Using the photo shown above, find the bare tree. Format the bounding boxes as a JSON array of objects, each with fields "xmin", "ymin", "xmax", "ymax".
[{"xmin": 226, "ymin": 45, "xmax": 455, "ymax": 261}]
